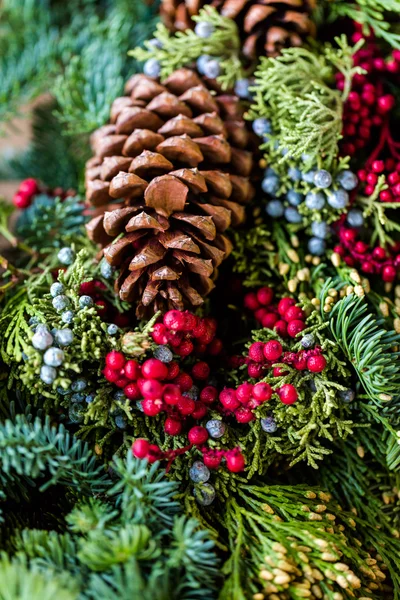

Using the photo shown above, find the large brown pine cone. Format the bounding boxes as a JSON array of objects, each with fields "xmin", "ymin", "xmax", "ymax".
[
  {"xmin": 161, "ymin": 0, "xmax": 316, "ymax": 58},
  {"xmin": 85, "ymin": 68, "xmax": 256, "ymax": 316}
]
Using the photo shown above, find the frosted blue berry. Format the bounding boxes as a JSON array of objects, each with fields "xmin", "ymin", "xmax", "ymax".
[
  {"xmin": 32, "ymin": 328, "xmax": 53, "ymax": 351},
  {"xmin": 262, "ymin": 177, "xmax": 280, "ymax": 196},
  {"xmin": 301, "ymin": 153, "xmax": 311, "ymax": 162},
  {"xmin": 147, "ymin": 38, "xmax": 163, "ymax": 49},
  {"xmin": 308, "ymin": 237, "xmax": 326, "ymax": 256},
  {"xmin": 40, "ymin": 365, "xmax": 57, "ymax": 384},
  {"xmin": 69, "ymin": 404, "xmax": 83, "ymax": 423},
  {"xmin": 336, "ymin": 170, "xmax": 358, "ymax": 191},
  {"xmin": 107, "ymin": 324, "xmax": 119, "ymax": 335},
  {"xmin": 71, "ymin": 392, "xmax": 85, "ymax": 403},
  {"xmin": 189, "ymin": 461, "xmax": 210, "ymax": 483},
  {"xmin": 261, "ymin": 416, "xmax": 277, "ymax": 433},
  {"xmin": 314, "ymin": 169, "xmax": 332, "ymax": 189},
  {"xmin": 302, "ymin": 169, "xmax": 317, "ymax": 183},
  {"xmin": 22, "ymin": 352, "xmax": 28, "ymax": 361},
  {"xmin": 115, "ymin": 415, "xmax": 127, "ymax": 429},
  {"xmin": 194, "ymin": 482, "xmax": 215, "ymax": 506},
  {"xmin": 50, "ymin": 282, "xmax": 64, "ymax": 297},
  {"xmin": 62, "ymin": 310, "xmax": 74, "ymax": 324},
  {"xmin": 71, "ymin": 378, "xmax": 87, "ymax": 392},
  {"xmin": 114, "ymin": 390, "xmax": 126, "ymax": 401},
  {"xmin": 309, "ymin": 380, "xmax": 317, "ymax": 392},
  {"xmin": 301, "ymin": 334, "xmax": 315, "ymax": 349},
  {"xmin": 85, "ymin": 393, "xmax": 95, "ymax": 404},
  {"xmin": 196, "ymin": 55, "xmax": 212, "ymax": 75},
  {"xmin": 234, "ymin": 78, "xmax": 251, "ymax": 99},
  {"xmin": 347, "ymin": 209, "xmax": 364, "ymax": 228},
  {"xmin": 153, "ymin": 346, "xmax": 173, "ymax": 363},
  {"xmin": 284, "ymin": 207, "xmax": 302, "ymax": 224},
  {"xmin": 54, "ymin": 329, "xmax": 74, "ymax": 346},
  {"xmin": 286, "ymin": 190, "xmax": 303, "ymax": 206},
  {"xmin": 264, "ymin": 167, "xmax": 276, "ymax": 177},
  {"xmin": 52, "ymin": 295, "xmax": 70, "ymax": 312},
  {"xmin": 311, "ymin": 221, "xmax": 329, "ymax": 239},
  {"xmin": 57, "ymin": 385, "xmax": 70, "ymax": 395},
  {"xmin": 57, "ymin": 247, "xmax": 75, "ymax": 265},
  {"xmin": 266, "ymin": 200, "xmax": 284, "ymax": 218},
  {"xmin": 79, "ymin": 295, "xmax": 93, "ymax": 309},
  {"xmin": 29, "ymin": 316, "xmax": 39, "ymax": 326},
  {"xmin": 252, "ymin": 117, "xmax": 272, "ymax": 136},
  {"xmin": 194, "ymin": 21, "xmax": 214, "ymax": 38},
  {"xmin": 205, "ymin": 419, "xmax": 226, "ymax": 439},
  {"xmin": 203, "ymin": 58, "xmax": 220, "ymax": 79},
  {"xmin": 327, "ymin": 189, "xmax": 349, "ymax": 209},
  {"xmin": 183, "ymin": 385, "xmax": 199, "ymax": 400},
  {"xmin": 143, "ymin": 58, "xmax": 160, "ymax": 78},
  {"xmin": 100, "ymin": 260, "xmax": 114, "ymax": 279},
  {"xmin": 43, "ymin": 347, "xmax": 65, "ymax": 367},
  {"xmin": 305, "ymin": 192, "xmax": 325, "ymax": 210},
  {"xmin": 288, "ymin": 167, "xmax": 302, "ymax": 182},
  {"xmin": 339, "ymin": 389, "xmax": 355, "ymax": 403}
]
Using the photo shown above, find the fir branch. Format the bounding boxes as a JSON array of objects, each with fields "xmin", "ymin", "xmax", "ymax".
[{"xmin": 129, "ymin": 6, "xmax": 246, "ymax": 90}]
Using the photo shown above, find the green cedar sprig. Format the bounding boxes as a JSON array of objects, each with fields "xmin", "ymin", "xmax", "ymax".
[
  {"xmin": 354, "ymin": 174, "xmax": 400, "ymax": 246},
  {"xmin": 129, "ymin": 6, "xmax": 246, "ymax": 90}
]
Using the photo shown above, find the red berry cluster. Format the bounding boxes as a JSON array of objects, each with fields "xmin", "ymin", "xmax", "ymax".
[
  {"xmin": 132, "ymin": 439, "xmax": 245, "ymax": 473},
  {"xmin": 244, "ymin": 287, "xmax": 307, "ymax": 339},
  {"xmin": 13, "ymin": 179, "xmax": 39, "ymax": 209},
  {"xmin": 151, "ymin": 310, "xmax": 222, "ymax": 357},
  {"xmin": 358, "ymin": 158, "xmax": 400, "ymax": 203},
  {"xmin": 334, "ymin": 224, "xmax": 399, "ymax": 282},
  {"xmin": 103, "ymin": 349, "xmax": 216, "ymax": 439},
  {"xmin": 338, "ymin": 25, "xmax": 397, "ymax": 156}
]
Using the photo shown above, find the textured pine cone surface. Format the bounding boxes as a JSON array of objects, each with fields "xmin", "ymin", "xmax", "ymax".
[
  {"xmin": 86, "ymin": 68, "xmax": 257, "ymax": 316},
  {"xmin": 161, "ymin": 0, "xmax": 316, "ymax": 58}
]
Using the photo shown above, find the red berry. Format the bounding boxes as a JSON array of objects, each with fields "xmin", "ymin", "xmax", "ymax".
[
  {"xmin": 307, "ymin": 355, "xmax": 327, "ymax": 373},
  {"xmin": 226, "ymin": 452, "xmax": 245, "ymax": 473},
  {"xmin": 163, "ymin": 384, "xmax": 182, "ymax": 405},
  {"xmin": 372, "ymin": 247, "xmax": 386, "ymax": 261},
  {"xmin": 197, "ymin": 330, "xmax": 215, "ymax": 345},
  {"xmin": 355, "ymin": 241, "xmax": 369, "ymax": 254},
  {"xmin": 255, "ymin": 308, "xmax": 268, "ymax": 322},
  {"xmin": 125, "ymin": 360, "xmax": 141, "ymax": 381},
  {"xmin": 236, "ymin": 382, "xmax": 254, "ymax": 404},
  {"xmin": 244, "ymin": 292, "xmax": 260, "ymax": 311},
  {"xmin": 192, "ymin": 401, "xmax": 207, "ymax": 420},
  {"xmin": 142, "ymin": 398, "xmax": 163, "ymax": 416},
  {"xmin": 124, "ymin": 383, "xmax": 141, "ymax": 400},
  {"xmin": 175, "ymin": 340, "xmax": 194, "ymax": 357},
  {"xmin": 372, "ymin": 160, "xmax": 385, "ymax": 173},
  {"xmin": 141, "ymin": 358, "xmax": 168, "ymax": 380},
  {"xmin": 147, "ymin": 444, "xmax": 162, "ymax": 463},
  {"xmin": 166, "ymin": 362, "xmax": 180, "ymax": 380},
  {"xmin": 191, "ymin": 361, "xmax": 210, "ymax": 381},
  {"xmin": 219, "ymin": 388, "xmax": 240, "ymax": 411},
  {"xmin": 164, "ymin": 417, "xmax": 182, "ymax": 436},
  {"xmin": 13, "ymin": 191, "xmax": 31, "ymax": 209},
  {"xmin": 200, "ymin": 386, "xmax": 218, "ymax": 404},
  {"xmin": 106, "ymin": 351, "xmax": 125, "ymax": 370},
  {"xmin": 278, "ymin": 297, "xmax": 296, "ymax": 316},
  {"xmin": 195, "ymin": 343, "xmax": 207, "ymax": 355},
  {"xmin": 378, "ymin": 94, "xmax": 395, "ymax": 113},
  {"xmin": 203, "ymin": 453, "xmax": 222, "ymax": 469},
  {"xmin": 115, "ymin": 377, "xmax": 129, "ymax": 389},
  {"xmin": 361, "ymin": 261, "xmax": 374, "ymax": 274},
  {"xmin": 261, "ymin": 312, "xmax": 278, "ymax": 329},
  {"xmin": 141, "ymin": 379, "xmax": 164, "ymax": 399},
  {"xmin": 249, "ymin": 342, "xmax": 265, "ymax": 363},
  {"xmin": 380, "ymin": 189, "xmax": 393, "ymax": 202},
  {"xmin": 274, "ymin": 320, "xmax": 288, "ymax": 338},
  {"xmin": 188, "ymin": 426, "xmax": 208, "ymax": 445},
  {"xmin": 287, "ymin": 320, "xmax": 306, "ymax": 338},
  {"xmin": 382, "ymin": 265, "xmax": 396, "ymax": 282},
  {"xmin": 252, "ymin": 382, "xmax": 272, "ymax": 402},
  {"xmin": 284, "ymin": 306, "xmax": 305, "ymax": 322},
  {"xmin": 343, "ymin": 228, "xmax": 357, "ymax": 242},
  {"xmin": 152, "ymin": 323, "xmax": 168, "ymax": 345},
  {"xmin": 388, "ymin": 171, "xmax": 400, "ymax": 185},
  {"xmin": 174, "ymin": 372, "xmax": 193, "ymax": 392},
  {"xmin": 163, "ymin": 310, "xmax": 186, "ymax": 331},
  {"xmin": 278, "ymin": 384, "xmax": 298, "ymax": 405},
  {"xmin": 132, "ymin": 438, "xmax": 150, "ymax": 459},
  {"xmin": 207, "ymin": 338, "xmax": 223, "ymax": 355},
  {"xmin": 257, "ymin": 286, "xmax": 274, "ymax": 306},
  {"xmin": 80, "ymin": 281, "xmax": 96, "ymax": 295},
  {"xmin": 263, "ymin": 340, "xmax": 283, "ymax": 361},
  {"xmin": 166, "ymin": 331, "xmax": 183, "ymax": 348},
  {"xmin": 183, "ymin": 312, "xmax": 198, "ymax": 331},
  {"xmin": 103, "ymin": 366, "xmax": 120, "ymax": 383},
  {"xmin": 193, "ymin": 320, "xmax": 208, "ymax": 338},
  {"xmin": 235, "ymin": 406, "xmax": 254, "ymax": 423},
  {"xmin": 248, "ymin": 362, "xmax": 265, "ymax": 378},
  {"xmin": 273, "ymin": 366, "xmax": 288, "ymax": 377},
  {"xmin": 19, "ymin": 178, "xmax": 38, "ymax": 196},
  {"xmin": 177, "ymin": 396, "xmax": 196, "ymax": 415},
  {"xmin": 293, "ymin": 354, "xmax": 307, "ymax": 370}
]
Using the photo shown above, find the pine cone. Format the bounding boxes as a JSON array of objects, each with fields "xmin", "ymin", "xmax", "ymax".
[
  {"xmin": 85, "ymin": 68, "xmax": 256, "ymax": 316},
  {"xmin": 161, "ymin": 0, "xmax": 316, "ymax": 58}
]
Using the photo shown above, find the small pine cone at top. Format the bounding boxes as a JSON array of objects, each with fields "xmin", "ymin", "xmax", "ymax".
[
  {"xmin": 85, "ymin": 67, "xmax": 257, "ymax": 316},
  {"xmin": 161, "ymin": 0, "xmax": 316, "ymax": 58}
]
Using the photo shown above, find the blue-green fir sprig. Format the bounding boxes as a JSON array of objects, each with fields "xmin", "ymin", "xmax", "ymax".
[{"xmin": 129, "ymin": 6, "xmax": 247, "ymax": 90}]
